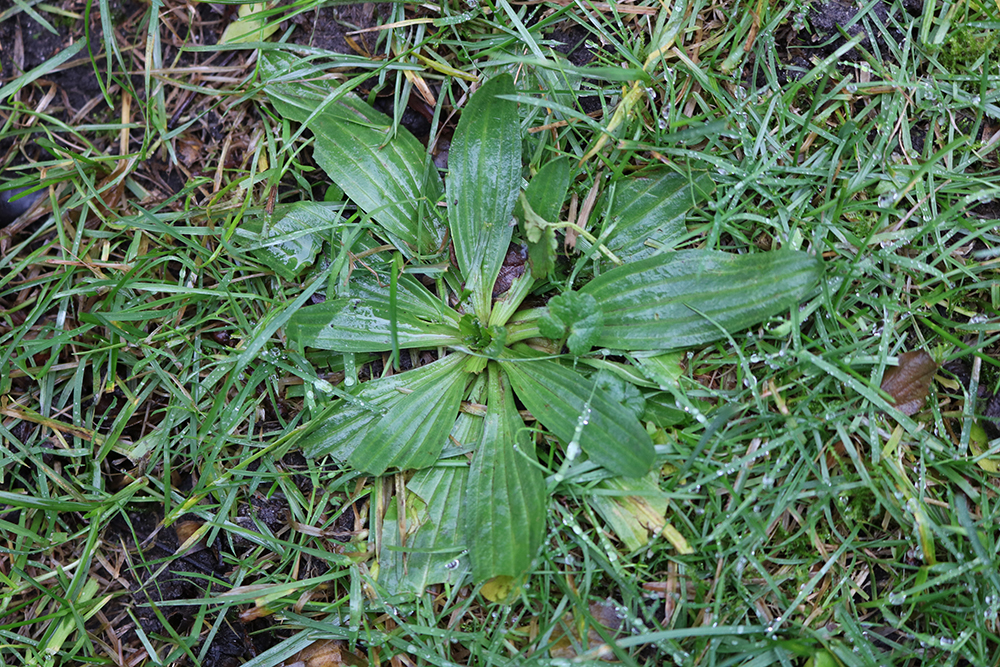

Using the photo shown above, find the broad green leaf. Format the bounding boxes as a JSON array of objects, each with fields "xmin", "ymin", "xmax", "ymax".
[
  {"xmin": 344, "ymin": 271, "xmax": 461, "ymax": 327},
  {"xmin": 298, "ymin": 354, "xmax": 465, "ymax": 459},
  {"xmin": 501, "ymin": 348, "xmax": 654, "ymax": 478},
  {"xmin": 633, "ymin": 351, "xmax": 686, "ymax": 387},
  {"xmin": 234, "ymin": 202, "xmax": 328, "ymax": 280},
  {"xmin": 448, "ymin": 374, "xmax": 488, "ymax": 454},
  {"xmin": 522, "ymin": 157, "xmax": 571, "ymax": 220},
  {"xmin": 379, "ymin": 466, "xmax": 471, "ymax": 594},
  {"xmin": 642, "ymin": 392, "xmax": 705, "ymax": 427},
  {"xmin": 590, "ymin": 370, "xmax": 646, "ymax": 420},
  {"xmin": 517, "ymin": 157, "xmax": 571, "ymax": 279},
  {"xmin": 378, "ymin": 379, "xmax": 483, "ymax": 593},
  {"xmin": 458, "ymin": 314, "xmax": 507, "ymax": 357},
  {"xmin": 262, "ymin": 52, "xmax": 444, "ymax": 256},
  {"xmin": 465, "ymin": 363, "xmax": 546, "ymax": 583},
  {"xmin": 286, "ymin": 298, "xmax": 461, "ymax": 352},
  {"xmin": 590, "ymin": 169, "xmax": 714, "ymax": 263},
  {"xmin": 580, "ymin": 249, "xmax": 823, "ymax": 351},
  {"xmin": 537, "ymin": 292, "xmax": 604, "ymax": 356},
  {"xmin": 448, "ymin": 75, "xmax": 521, "ymax": 320},
  {"xmin": 348, "ymin": 368, "xmax": 467, "ymax": 474}
]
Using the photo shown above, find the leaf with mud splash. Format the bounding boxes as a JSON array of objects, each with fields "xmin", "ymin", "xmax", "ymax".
[{"xmin": 881, "ymin": 350, "xmax": 939, "ymax": 416}]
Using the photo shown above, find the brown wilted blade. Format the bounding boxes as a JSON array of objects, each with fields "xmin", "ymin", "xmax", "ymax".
[
  {"xmin": 881, "ymin": 350, "xmax": 939, "ymax": 416},
  {"xmin": 549, "ymin": 600, "xmax": 624, "ymax": 660},
  {"xmin": 289, "ymin": 639, "xmax": 369, "ymax": 667}
]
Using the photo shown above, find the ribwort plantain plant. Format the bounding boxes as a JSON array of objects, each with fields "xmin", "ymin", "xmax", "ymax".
[{"xmin": 260, "ymin": 53, "xmax": 823, "ymax": 597}]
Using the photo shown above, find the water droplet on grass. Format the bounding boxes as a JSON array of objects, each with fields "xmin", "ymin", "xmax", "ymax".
[{"xmin": 878, "ymin": 192, "xmax": 899, "ymax": 208}]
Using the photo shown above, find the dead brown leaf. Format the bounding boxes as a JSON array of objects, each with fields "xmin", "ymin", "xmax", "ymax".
[
  {"xmin": 881, "ymin": 350, "xmax": 938, "ymax": 416},
  {"xmin": 283, "ymin": 639, "xmax": 369, "ymax": 667}
]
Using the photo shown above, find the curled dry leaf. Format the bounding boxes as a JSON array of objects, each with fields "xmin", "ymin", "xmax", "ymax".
[
  {"xmin": 282, "ymin": 639, "xmax": 368, "ymax": 667},
  {"xmin": 549, "ymin": 600, "xmax": 624, "ymax": 660},
  {"xmin": 881, "ymin": 350, "xmax": 939, "ymax": 416}
]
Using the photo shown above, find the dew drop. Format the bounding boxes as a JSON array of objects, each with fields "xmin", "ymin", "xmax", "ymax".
[{"xmin": 878, "ymin": 192, "xmax": 899, "ymax": 208}]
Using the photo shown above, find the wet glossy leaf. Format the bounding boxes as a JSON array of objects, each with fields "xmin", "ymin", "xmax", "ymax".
[
  {"xmin": 379, "ymin": 466, "xmax": 470, "ymax": 593},
  {"xmin": 298, "ymin": 354, "xmax": 466, "ymax": 459},
  {"xmin": 581, "ymin": 249, "xmax": 823, "ymax": 351},
  {"xmin": 517, "ymin": 157, "xmax": 571, "ymax": 279},
  {"xmin": 521, "ymin": 156, "xmax": 571, "ymax": 222},
  {"xmin": 642, "ymin": 392, "xmax": 708, "ymax": 427},
  {"xmin": 234, "ymin": 202, "xmax": 326, "ymax": 280},
  {"xmin": 344, "ymin": 271, "xmax": 460, "ymax": 327},
  {"xmin": 501, "ymin": 347, "xmax": 654, "ymax": 478},
  {"xmin": 261, "ymin": 52, "xmax": 444, "ymax": 256},
  {"xmin": 881, "ymin": 350, "xmax": 938, "ymax": 416},
  {"xmin": 448, "ymin": 75, "xmax": 521, "ymax": 320},
  {"xmin": 458, "ymin": 314, "xmax": 507, "ymax": 356},
  {"xmin": 287, "ymin": 298, "xmax": 461, "ymax": 353},
  {"xmin": 590, "ymin": 169, "xmax": 714, "ymax": 263},
  {"xmin": 348, "ymin": 368, "xmax": 468, "ymax": 474},
  {"xmin": 538, "ymin": 292, "xmax": 604, "ymax": 356},
  {"xmin": 464, "ymin": 363, "xmax": 546, "ymax": 584},
  {"xmin": 590, "ymin": 370, "xmax": 646, "ymax": 420},
  {"xmin": 633, "ymin": 352, "xmax": 686, "ymax": 387},
  {"xmin": 379, "ymin": 384, "xmax": 486, "ymax": 591}
]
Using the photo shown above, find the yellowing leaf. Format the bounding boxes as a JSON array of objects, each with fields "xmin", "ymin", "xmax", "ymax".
[
  {"xmin": 661, "ymin": 523, "xmax": 693, "ymax": 555},
  {"xmin": 587, "ymin": 472, "xmax": 666, "ymax": 551},
  {"xmin": 481, "ymin": 575, "xmax": 517, "ymax": 602},
  {"xmin": 220, "ymin": 3, "xmax": 280, "ymax": 44},
  {"xmin": 969, "ymin": 422, "xmax": 1000, "ymax": 474}
]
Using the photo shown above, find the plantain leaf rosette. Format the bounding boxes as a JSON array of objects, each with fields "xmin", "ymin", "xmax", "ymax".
[{"xmin": 262, "ymin": 53, "xmax": 823, "ymax": 597}]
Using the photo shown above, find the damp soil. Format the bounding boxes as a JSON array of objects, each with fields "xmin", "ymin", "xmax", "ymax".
[
  {"xmin": 0, "ymin": 3, "xmax": 105, "ymax": 225},
  {"xmin": 102, "ymin": 510, "xmax": 271, "ymax": 667},
  {"xmin": 0, "ymin": 0, "xmax": 256, "ymax": 235},
  {"xmin": 98, "ymin": 465, "xmax": 362, "ymax": 667},
  {"xmin": 744, "ymin": 0, "xmax": 922, "ymax": 88}
]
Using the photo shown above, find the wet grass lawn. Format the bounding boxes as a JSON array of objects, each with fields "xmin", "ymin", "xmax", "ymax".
[{"xmin": 3, "ymin": 0, "xmax": 1000, "ymax": 665}]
